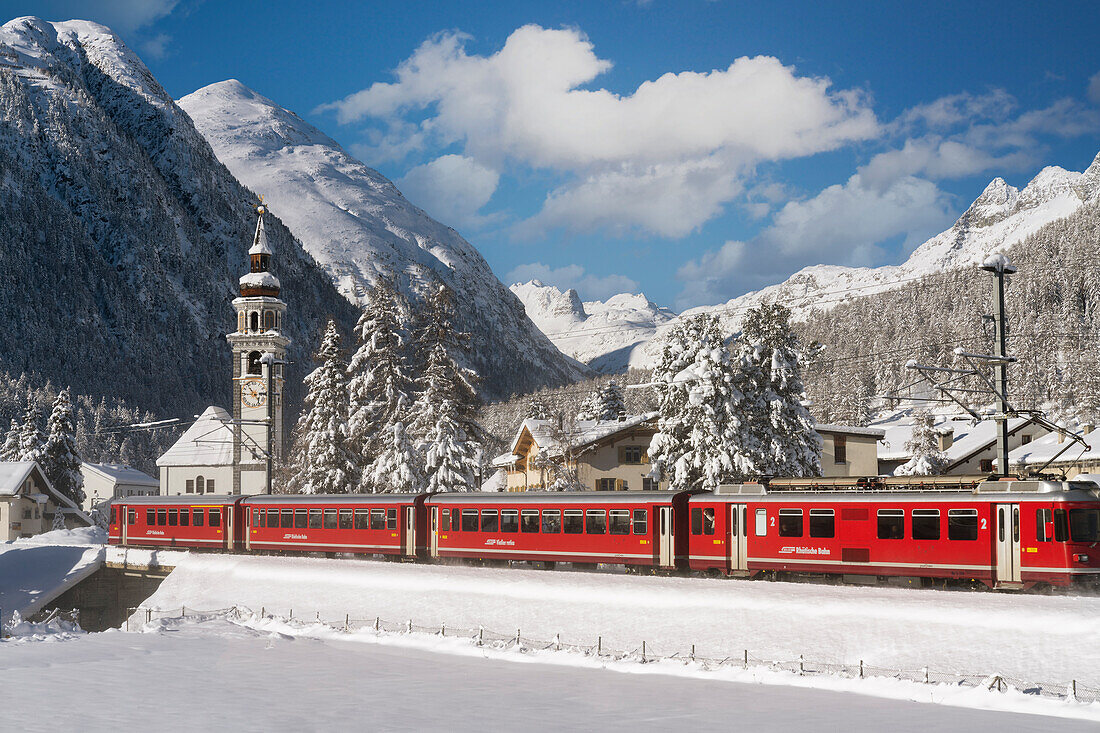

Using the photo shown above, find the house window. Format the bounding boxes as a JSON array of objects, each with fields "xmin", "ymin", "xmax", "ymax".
[
  {"xmin": 185, "ymin": 480, "xmax": 194, "ymax": 494},
  {"xmin": 620, "ymin": 446, "xmax": 644, "ymax": 464},
  {"xmin": 206, "ymin": 479, "xmax": 215, "ymax": 494},
  {"xmin": 980, "ymin": 459, "xmax": 994, "ymax": 473},
  {"xmin": 596, "ymin": 478, "xmax": 616, "ymax": 491},
  {"xmin": 642, "ymin": 477, "xmax": 658, "ymax": 491},
  {"xmin": 834, "ymin": 435, "xmax": 847, "ymax": 464},
  {"xmin": 1021, "ymin": 434, "xmax": 1032, "ymax": 445}
]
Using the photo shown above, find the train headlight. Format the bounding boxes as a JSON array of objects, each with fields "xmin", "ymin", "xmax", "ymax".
[{"xmin": 1074, "ymin": 553, "xmax": 1089, "ymax": 563}]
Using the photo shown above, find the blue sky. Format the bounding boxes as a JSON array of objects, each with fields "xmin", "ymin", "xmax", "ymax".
[{"xmin": 7, "ymin": 1, "xmax": 1100, "ymax": 309}]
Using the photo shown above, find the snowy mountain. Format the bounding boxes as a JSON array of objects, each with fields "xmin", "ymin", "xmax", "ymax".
[
  {"xmin": 525, "ymin": 154, "xmax": 1100, "ymax": 372},
  {"xmin": 509, "ymin": 280, "xmax": 676, "ymax": 372},
  {"xmin": 0, "ymin": 17, "xmax": 357, "ymax": 416},
  {"xmin": 178, "ymin": 80, "xmax": 588, "ymax": 398}
]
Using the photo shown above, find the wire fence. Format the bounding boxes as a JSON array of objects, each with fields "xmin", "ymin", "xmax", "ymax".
[{"xmin": 124, "ymin": 604, "xmax": 1100, "ymax": 705}]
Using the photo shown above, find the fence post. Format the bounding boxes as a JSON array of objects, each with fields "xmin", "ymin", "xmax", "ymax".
[
  {"xmin": 289, "ymin": 609, "xmax": 293, "ymax": 620},
  {"xmin": 859, "ymin": 660, "xmax": 864, "ymax": 679},
  {"xmin": 799, "ymin": 654, "xmax": 804, "ymax": 676},
  {"xmin": 1071, "ymin": 680, "xmax": 1077, "ymax": 701},
  {"xmin": 375, "ymin": 616, "xmax": 380, "ymax": 632},
  {"xmin": 923, "ymin": 667, "xmax": 929, "ymax": 684},
  {"xmin": 641, "ymin": 641, "xmax": 646, "ymax": 663},
  {"xmin": 146, "ymin": 609, "xmax": 151, "ymax": 624},
  {"xmin": 555, "ymin": 633, "xmax": 561, "ymax": 651},
  {"xmin": 316, "ymin": 611, "xmax": 320, "ymax": 622},
  {"xmin": 690, "ymin": 644, "xmax": 695, "ymax": 662},
  {"xmin": 515, "ymin": 629, "xmax": 521, "ymax": 647},
  {"xmin": 441, "ymin": 623, "xmax": 446, "ymax": 637},
  {"xmin": 407, "ymin": 618, "xmax": 412, "ymax": 633},
  {"xmin": 744, "ymin": 649, "xmax": 748, "ymax": 670},
  {"xmin": 345, "ymin": 614, "xmax": 349, "ymax": 631},
  {"xmin": 181, "ymin": 606, "xmax": 185, "ymax": 617},
  {"xmin": 261, "ymin": 606, "xmax": 265, "ymax": 618},
  {"xmin": 597, "ymin": 636, "xmax": 602, "ymax": 656},
  {"xmin": 478, "ymin": 626, "xmax": 484, "ymax": 647}
]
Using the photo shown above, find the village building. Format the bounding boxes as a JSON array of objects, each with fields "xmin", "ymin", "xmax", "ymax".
[
  {"xmin": 156, "ymin": 206, "xmax": 288, "ymax": 496},
  {"xmin": 873, "ymin": 412, "xmax": 1048, "ymax": 475},
  {"xmin": 80, "ymin": 463, "xmax": 160, "ymax": 512},
  {"xmin": 492, "ymin": 414, "xmax": 883, "ymax": 491},
  {"xmin": 0, "ymin": 461, "xmax": 92, "ymax": 540},
  {"xmin": 1007, "ymin": 422, "xmax": 1100, "ymax": 478}
]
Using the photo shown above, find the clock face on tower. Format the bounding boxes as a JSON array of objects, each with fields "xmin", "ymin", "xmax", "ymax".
[{"xmin": 241, "ymin": 379, "xmax": 267, "ymax": 408}]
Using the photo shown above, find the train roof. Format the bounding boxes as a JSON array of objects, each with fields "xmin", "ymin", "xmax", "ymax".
[
  {"xmin": 427, "ymin": 490, "xmax": 695, "ymax": 505},
  {"xmin": 698, "ymin": 478, "xmax": 1100, "ymax": 503},
  {"xmin": 114, "ymin": 495, "xmax": 244, "ymax": 506},
  {"xmin": 241, "ymin": 494, "xmax": 422, "ymax": 505}
]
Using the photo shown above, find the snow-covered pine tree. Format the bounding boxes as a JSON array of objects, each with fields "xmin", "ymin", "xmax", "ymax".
[
  {"xmin": 740, "ymin": 303, "xmax": 822, "ymax": 477},
  {"xmin": 41, "ymin": 388, "xmax": 84, "ymax": 505},
  {"xmin": 575, "ymin": 386, "xmax": 602, "ymax": 421},
  {"xmin": 894, "ymin": 409, "xmax": 948, "ymax": 476},
  {"xmin": 16, "ymin": 397, "xmax": 46, "ymax": 464},
  {"xmin": 287, "ymin": 321, "xmax": 358, "ymax": 494},
  {"xmin": 0, "ymin": 419, "xmax": 20, "ymax": 461},
  {"xmin": 525, "ymin": 395, "xmax": 554, "ymax": 421},
  {"xmin": 410, "ymin": 284, "xmax": 482, "ymax": 490},
  {"xmin": 347, "ymin": 276, "xmax": 416, "ymax": 491},
  {"xmin": 597, "ymin": 381, "xmax": 627, "ymax": 421},
  {"xmin": 366, "ymin": 397, "xmax": 424, "ymax": 493}
]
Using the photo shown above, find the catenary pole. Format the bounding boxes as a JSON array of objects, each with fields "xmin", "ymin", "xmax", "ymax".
[{"xmin": 980, "ymin": 256, "xmax": 1017, "ymax": 475}]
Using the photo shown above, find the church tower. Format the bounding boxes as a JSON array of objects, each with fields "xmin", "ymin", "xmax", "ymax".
[{"xmin": 227, "ymin": 204, "xmax": 290, "ymax": 494}]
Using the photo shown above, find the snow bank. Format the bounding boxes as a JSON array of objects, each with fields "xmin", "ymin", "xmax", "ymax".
[
  {"xmin": 142, "ymin": 554, "xmax": 1100, "ymax": 687},
  {"xmin": 0, "ymin": 536, "xmax": 104, "ymax": 618}
]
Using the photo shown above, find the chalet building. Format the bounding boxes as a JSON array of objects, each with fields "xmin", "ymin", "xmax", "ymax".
[
  {"xmin": 492, "ymin": 415, "xmax": 884, "ymax": 491},
  {"xmin": 874, "ymin": 413, "xmax": 1048, "ymax": 475},
  {"xmin": 80, "ymin": 462, "xmax": 160, "ymax": 513},
  {"xmin": 1007, "ymin": 422, "xmax": 1100, "ymax": 478},
  {"xmin": 0, "ymin": 461, "xmax": 92, "ymax": 540}
]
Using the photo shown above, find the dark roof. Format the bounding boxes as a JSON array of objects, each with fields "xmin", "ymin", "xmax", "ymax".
[
  {"xmin": 242, "ymin": 494, "xmax": 421, "ymax": 505},
  {"xmin": 117, "ymin": 495, "xmax": 245, "ymax": 506}
]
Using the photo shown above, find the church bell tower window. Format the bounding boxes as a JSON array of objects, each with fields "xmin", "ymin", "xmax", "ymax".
[
  {"xmin": 247, "ymin": 351, "xmax": 262, "ymax": 375},
  {"xmin": 250, "ymin": 312, "xmax": 259, "ymax": 332},
  {"xmin": 264, "ymin": 311, "xmax": 274, "ymax": 331}
]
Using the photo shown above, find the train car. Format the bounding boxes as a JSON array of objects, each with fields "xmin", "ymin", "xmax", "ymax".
[
  {"xmin": 241, "ymin": 494, "xmax": 431, "ymax": 559},
  {"xmin": 108, "ymin": 495, "xmax": 247, "ymax": 551},
  {"xmin": 687, "ymin": 476, "xmax": 1100, "ymax": 590},
  {"xmin": 425, "ymin": 491, "xmax": 696, "ymax": 571}
]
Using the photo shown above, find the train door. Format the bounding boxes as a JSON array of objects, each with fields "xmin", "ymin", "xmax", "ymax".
[
  {"xmin": 121, "ymin": 506, "xmax": 128, "ymax": 546},
  {"xmin": 405, "ymin": 506, "xmax": 417, "ymax": 557},
  {"xmin": 729, "ymin": 504, "xmax": 748, "ymax": 573},
  {"xmin": 244, "ymin": 508, "xmax": 252, "ymax": 551},
  {"xmin": 430, "ymin": 507, "xmax": 440, "ymax": 559},
  {"xmin": 226, "ymin": 506, "xmax": 235, "ymax": 551},
  {"xmin": 995, "ymin": 503, "xmax": 1022, "ymax": 586},
  {"xmin": 658, "ymin": 506, "xmax": 674, "ymax": 567}
]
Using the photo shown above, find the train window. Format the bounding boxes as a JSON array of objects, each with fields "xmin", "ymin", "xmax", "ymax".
[
  {"xmin": 281, "ymin": 510, "xmax": 294, "ymax": 529},
  {"xmin": 543, "ymin": 510, "xmax": 562, "ymax": 533},
  {"xmin": 157, "ymin": 509, "xmax": 167, "ymax": 526},
  {"xmin": 586, "ymin": 510, "xmax": 607, "ymax": 534},
  {"xmin": 339, "ymin": 510, "xmax": 353, "ymax": 530},
  {"xmin": 110, "ymin": 506, "xmax": 117, "ymax": 525},
  {"xmin": 442, "ymin": 510, "xmax": 452, "ymax": 532},
  {"xmin": 703, "ymin": 507, "xmax": 715, "ymax": 535},
  {"xmin": 461, "ymin": 509, "xmax": 479, "ymax": 532},
  {"xmin": 1036, "ymin": 508, "xmax": 1052, "ymax": 541},
  {"xmin": 809, "ymin": 508, "xmax": 835, "ymax": 538},
  {"xmin": 481, "ymin": 510, "xmax": 499, "ymax": 533},
  {"xmin": 307, "ymin": 510, "xmax": 320, "ymax": 529},
  {"xmin": 877, "ymin": 509, "xmax": 904, "ymax": 540},
  {"xmin": 1069, "ymin": 509, "xmax": 1100, "ymax": 542},
  {"xmin": 370, "ymin": 509, "xmax": 386, "ymax": 530},
  {"xmin": 501, "ymin": 510, "xmax": 519, "ymax": 533},
  {"xmin": 521, "ymin": 510, "xmax": 540, "ymax": 533},
  {"xmin": 324, "ymin": 510, "xmax": 338, "ymax": 529},
  {"xmin": 564, "ymin": 510, "xmax": 583, "ymax": 534},
  {"xmin": 252, "ymin": 509, "xmax": 261, "ymax": 528},
  {"xmin": 127, "ymin": 509, "xmax": 136, "ymax": 525},
  {"xmin": 610, "ymin": 510, "xmax": 631, "ymax": 535},
  {"xmin": 295, "ymin": 510, "xmax": 307, "ymax": 529},
  {"xmin": 1054, "ymin": 508, "xmax": 1068, "ymax": 542},
  {"xmin": 355, "ymin": 510, "xmax": 368, "ymax": 530},
  {"xmin": 691, "ymin": 508, "xmax": 703, "ymax": 535},
  {"xmin": 947, "ymin": 509, "xmax": 978, "ymax": 540},
  {"xmin": 180, "ymin": 509, "xmax": 190, "ymax": 527},
  {"xmin": 193, "ymin": 508, "xmax": 204, "ymax": 527},
  {"xmin": 778, "ymin": 508, "xmax": 803, "ymax": 537},
  {"xmin": 168, "ymin": 509, "xmax": 178, "ymax": 527},
  {"xmin": 911, "ymin": 509, "xmax": 940, "ymax": 540},
  {"xmin": 387, "ymin": 508, "xmax": 397, "ymax": 530},
  {"xmin": 755, "ymin": 508, "xmax": 767, "ymax": 537},
  {"xmin": 146, "ymin": 508, "xmax": 155, "ymax": 525},
  {"xmin": 632, "ymin": 509, "xmax": 648, "ymax": 535},
  {"xmin": 209, "ymin": 510, "xmax": 220, "ymax": 527},
  {"xmin": 261, "ymin": 509, "xmax": 273, "ymax": 528}
]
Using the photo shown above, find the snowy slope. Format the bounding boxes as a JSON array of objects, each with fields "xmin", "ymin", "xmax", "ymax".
[
  {"xmin": 0, "ymin": 528, "xmax": 105, "ymax": 616},
  {"xmin": 509, "ymin": 280, "xmax": 676, "ymax": 371},
  {"xmin": 519, "ymin": 154, "xmax": 1100, "ymax": 371},
  {"xmin": 178, "ymin": 81, "xmax": 589, "ymax": 398}
]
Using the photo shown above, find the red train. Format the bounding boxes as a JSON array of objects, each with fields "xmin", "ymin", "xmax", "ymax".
[{"xmin": 108, "ymin": 476, "xmax": 1100, "ymax": 591}]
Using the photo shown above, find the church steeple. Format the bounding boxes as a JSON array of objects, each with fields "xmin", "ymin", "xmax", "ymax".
[
  {"xmin": 249, "ymin": 205, "xmax": 273, "ymax": 273},
  {"xmin": 239, "ymin": 204, "xmax": 281, "ymax": 298}
]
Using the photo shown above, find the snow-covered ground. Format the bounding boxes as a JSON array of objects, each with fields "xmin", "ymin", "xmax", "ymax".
[
  {"xmin": 2, "ymin": 612, "xmax": 1095, "ymax": 731},
  {"xmin": 0, "ymin": 527, "xmax": 105, "ymax": 617},
  {"xmin": 141, "ymin": 554, "xmax": 1100, "ymax": 688}
]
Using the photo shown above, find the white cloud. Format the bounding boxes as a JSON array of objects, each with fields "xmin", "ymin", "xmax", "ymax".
[
  {"xmin": 32, "ymin": 0, "xmax": 179, "ymax": 33},
  {"xmin": 859, "ymin": 138, "xmax": 1033, "ymax": 192},
  {"xmin": 321, "ymin": 24, "xmax": 878, "ymax": 238},
  {"xmin": 675, "ymin": 173, "xmax": 955, "ymax": 307},
  {"xmin": 397, "ymin": 154, "xmax": 500, "ymax": 230},
  {"xmin": 140, "ymin": 33, "xmax": 170, "ymax": 59},
  {"xmin": 506, "ymin": 263, "xmax": 639, "ymax": 302},
  {"xmin": 1090, "ymin": 71, "xmax": 1100, "ymax": 105}
]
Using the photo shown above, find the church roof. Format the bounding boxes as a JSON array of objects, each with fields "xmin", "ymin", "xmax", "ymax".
[
  {"xmin": 156, "ymin": 406, "xmax": 235, "ymax": 467},
  {"xmin": 249, "ymin": 210, "xmax": 273, "ymax": 256},
  {"xmin": 81, "ymin": 462, "xmax": 160, "ymax": 487}
]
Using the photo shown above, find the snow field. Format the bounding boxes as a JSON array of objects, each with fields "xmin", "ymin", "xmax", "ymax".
[
  {"xmin": 141, "ymin": 553, "xmax": 1100, "ymax": 689},
  {"xmin": 4, "ymin": 612, "xmax": 1096, "ymax": 731}
]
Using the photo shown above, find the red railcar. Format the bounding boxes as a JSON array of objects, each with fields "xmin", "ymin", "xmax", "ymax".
[
  {"xmin": 687, "ymin": 477, "xmax": 1100, "ymax": 590},
  {"xmin": 108, "ymin": 496, "xmax": 247, "ymax": 551},
  {"xmin": 425, "ymin": 491, "xmax": 696, "ymax": 570},
  {"xmin": 240, "ymin": 494, "xmax": 429, "ymax": 558}
]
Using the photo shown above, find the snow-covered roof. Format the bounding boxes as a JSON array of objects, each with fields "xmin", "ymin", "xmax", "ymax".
[
  {"xmin": 871, "ymin": 411, "xmax": 1041, "ymax": 464},
  {"xmin": 156, "ymin": 406, "xmax": 235, "ymax": 467},
  {"xmin": 491, "ymin": 452, "xmax": 518, "ymax": 468},
  {"xmin": 240, "ymin": 271, "xmax": 281, "ymax": 290},
  {"xmin": 249, "ymin": 211, "xmax": 273, "ymax": 256},
  {"xmin": 479, "ymin": 469, "xmax": 507, "ymax": 492},
  {"xmin": 82, "ymin": 463, "xmax": 159, "ymax": 487},
  {"xmin": 508, "ymin": 413, "xmax": 660, "ymax": 457},
  {"xmin": 1007, "ymin": 428, "xmax": 1098, "ymax": 466},
  {"xmin": 815, "ymin": 424, "xmax": 886, "ymax": 439},
  {"xmin": 0, "ymin": 460, "xmax": 93, "ymax": 523}
]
